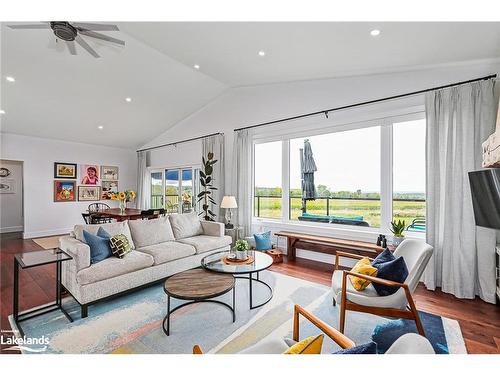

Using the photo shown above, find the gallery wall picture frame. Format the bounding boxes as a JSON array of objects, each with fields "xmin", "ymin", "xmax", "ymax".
[
  {"xmin": 78, "ymin": 186, "xmax": 101, "ymax": 201},
  {"xmin": 101, "ymin": 166, "xmax": 119, "ymax": 181},
  {"xmin": 0, "ymin": 179, "xmax": 15, "ymax": 194},
  {"xmin": 54, "ymin": 162, "xmax": 77, "ymax": 179},
  {"xmin": 101, "ymin": 180, "xmax": 118, "ymax": 200},
  {"xmin": 54, "ymin": 180, "xmax": 76, "ymax": 202},
  {"xmin": 80, "ymin": 164, "xmax": 100, "ymax": 185}
]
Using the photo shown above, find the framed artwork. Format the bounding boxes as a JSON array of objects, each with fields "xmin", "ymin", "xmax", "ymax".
[
  {"xmin": 54, "ymin": 180, "xmax": 76, "ymax": 202},
  {"xmin": 101, "ymin": 166, "xmax": 119, "ymax": 181},
  {"xmin": 78, "ymin": 186, "xmax": 101, "ymax": 201},
  {"xmin": 101, "ymin": 180, "xmax": 118, "ymax": 200},
  {"xmin": 54, "ymin": 162, "xmax": 77, "ymax": 179},
  {"xmin": 80, "ymin": 164, "xmax": 100, "ymax": 185},
  {"xmin": 0, "ymin": 179, "xmax": 15, "ymax": 193}
]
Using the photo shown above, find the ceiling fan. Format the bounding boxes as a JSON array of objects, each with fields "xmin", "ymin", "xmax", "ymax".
[{"xmin": 7, "ymin": 21, "xmax": 125, "ymax": 58}]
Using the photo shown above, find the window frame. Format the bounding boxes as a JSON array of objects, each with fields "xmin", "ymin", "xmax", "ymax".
[{"xmin": 252, "ymin": 110, "xmax": 426, "ymax": 237}]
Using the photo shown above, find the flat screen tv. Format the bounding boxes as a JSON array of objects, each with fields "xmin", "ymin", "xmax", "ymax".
[{"xmin": 468, "ymin": 168, "xmax": 500, "ymax": 229}]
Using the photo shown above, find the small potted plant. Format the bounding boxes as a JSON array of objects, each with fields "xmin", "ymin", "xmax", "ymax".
[
  {"xmin": 235, "ymin": 239, "xmax": 249, "ymax": 260},
  {"xmin": 390, "ymin": 219, "xmax": 406, "ymax": 247}
]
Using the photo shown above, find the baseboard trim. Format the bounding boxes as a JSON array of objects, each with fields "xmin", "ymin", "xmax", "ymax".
[
  {"xmin": 23, "ymin": 228, "xmax": 72, "ymax": 239},
  {"xmin": 0, "ymin": 226, "xmax": 24, "ymax": 234}
]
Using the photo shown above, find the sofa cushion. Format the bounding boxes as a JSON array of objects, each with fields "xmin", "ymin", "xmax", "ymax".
[
  {"xmin": 135, "ymin": 241, "xmax": 196, "ymax": 265},
  {"xmin": 177, "ymin": 235, "xmax": 232, "ymax": 254},
  {"xmin": 74, "ymin": 221, "xmax": 135, "ymax": 250},
  {"xmin": 128, "ymin": 216, "xmax": 175, "ymax": 248},
  {"xmin": 76, "ymin": 250, "xmax": 154, "ymax": 285},
  {"xmin": 168, "ymin": 212, "xmax": 204, "ymax": 239},
  {"xmin": 109, "ymin": 234, "xmax": 132, "ymax": 259}
]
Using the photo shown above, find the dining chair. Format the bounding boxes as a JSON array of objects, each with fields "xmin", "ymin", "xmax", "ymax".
[
  {"xmin": 331, "ymin": 239, "xmax": 433, "ymax": 337},
  {"xmin": 87, "ymin": 203, "xmax": 112, "ymax": 224}
]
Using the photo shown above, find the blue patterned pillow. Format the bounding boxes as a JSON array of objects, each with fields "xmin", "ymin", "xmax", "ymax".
[
  {"xmin": 372, "ymin": 256, "xmax": 409, "ymax": 296},
  {"xmin": 254, "ymin": 231, "xmax": 272, "ymax": 250},
  {"xmin": 334, "ymin": 341, "xmax": 377, "ymax": 354},
  {"xmin": 83, "ymin": 228, "xmax": 112, "ymax": 264}
]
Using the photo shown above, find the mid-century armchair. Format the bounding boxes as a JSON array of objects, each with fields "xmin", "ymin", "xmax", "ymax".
[
  {"xmin": 193, "ymin": 304, "xmax": 434, "ymax": 354},
  {"xmin": 331, "ymin": 239, "xmax": 433, "ymax": 337}
]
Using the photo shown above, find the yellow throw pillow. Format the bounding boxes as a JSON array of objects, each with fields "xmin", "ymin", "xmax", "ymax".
[
  {"xmin": 283, "ymin": 334, "xmax": 324, "ymax": 354},
  {"xmin": 349, "ymin": 257, "xmax": 378, "ymax": 291}
]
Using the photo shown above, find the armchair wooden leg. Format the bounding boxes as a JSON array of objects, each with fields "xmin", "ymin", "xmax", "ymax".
[
  {"xmin": 339, "ymin": 271, "xmax": 348, "ymax": 333},
  {"xmin": 404, "ymin": 287, "xmax": 426, "ymax": 337},
  {"xmin": 339, "ymin": 302, "xmax": 346, "ymax": 333}
]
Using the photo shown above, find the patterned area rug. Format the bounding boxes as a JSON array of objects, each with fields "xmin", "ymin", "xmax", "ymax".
[{"xmin": 9, "ymin": 271, "xmax": 466, "ymax": 354}]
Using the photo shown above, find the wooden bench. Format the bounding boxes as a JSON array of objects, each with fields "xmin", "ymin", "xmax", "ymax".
[{"xmin": 274, "ymin": 231, "xmax": 392, "ymax": 261}]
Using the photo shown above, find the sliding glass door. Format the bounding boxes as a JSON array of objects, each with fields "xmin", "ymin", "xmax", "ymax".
[{"xmin": 150, "ymin": 167, "xmax": 199, "ymax": 214}]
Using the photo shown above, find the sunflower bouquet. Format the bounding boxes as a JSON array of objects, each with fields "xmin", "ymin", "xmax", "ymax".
[{"xmin": 111, "ymin": 190, "xmax": 137, "ymax": 212}]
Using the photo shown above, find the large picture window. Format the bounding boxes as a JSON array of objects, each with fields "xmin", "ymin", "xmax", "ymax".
[{"xmin": 253, "ymin": 112, "xmax": 426, "ymax": 234}]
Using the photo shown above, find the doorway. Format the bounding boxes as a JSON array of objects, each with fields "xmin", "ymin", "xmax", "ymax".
[{"xmin": 0, "ymin": 160, "xmax": 24, "ymax": 237}]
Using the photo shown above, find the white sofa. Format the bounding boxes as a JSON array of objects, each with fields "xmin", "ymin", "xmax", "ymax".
[{"xmin": 59, "ymin": 212, "xmax": 232, "ymax": 318}]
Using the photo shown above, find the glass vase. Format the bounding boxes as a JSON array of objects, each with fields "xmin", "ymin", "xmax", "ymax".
[{"xmin": 119, "ymin": 199, "xmax": 126, "ymax": 213}]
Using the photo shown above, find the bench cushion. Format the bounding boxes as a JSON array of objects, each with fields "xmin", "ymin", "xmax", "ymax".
[
  {"xmin": 177, "ymin": 235, "xmax": 232, "ymax": 254},
  {"xmin": 128, "ymin": 216, "xmax": 175, "ymax": 248},
  {"xmin": 135, "ymin": 241, "xmax": 196, "ymax": 265},
  {"xmin": 76, "ymin": 250, "xmax": 154, "ymax": 285}
]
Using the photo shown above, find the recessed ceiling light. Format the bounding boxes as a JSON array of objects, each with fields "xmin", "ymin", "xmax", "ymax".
[
  {"xmin": 0, "ymin": 109, "xmax": 5, "ymax": 115},
  {"xmin": 125, "ymin": 97, "xmax": 132, "ymax": 102},
  {"xmin": 258, "ymin": 50, "xmax": 266, "ymax": 56},
  {"xmin": 370, "ymin": 29, "xmax": 381, "ymax": 36},
  {"xmin": 5, "ymin": 76, "xmax": 15, "ymax": 82},
  {"xmin": 193, "ymin": 64, "xmax": 200, "ymax": 70},
  {"xmin": 98, "ymin": 125, "xmax": 104, "ymax": 130}
]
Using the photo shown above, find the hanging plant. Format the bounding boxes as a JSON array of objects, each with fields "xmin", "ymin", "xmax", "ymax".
[{"xmin": 197, "ymin": 151, "xmax": 218, "ymax": 221}]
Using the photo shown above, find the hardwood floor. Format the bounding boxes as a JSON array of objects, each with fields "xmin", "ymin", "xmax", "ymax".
[{"xmin": 1, "ymin": 236, "xmax": 498, "ymax": 354}]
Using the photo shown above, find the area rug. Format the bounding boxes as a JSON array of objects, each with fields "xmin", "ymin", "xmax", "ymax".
[
  {"xmin": 32, "ymin": 235, "xmax": 63, "ymax": 250},
  {"xmin": 8, "ymin": 271, "xmax": 466, "ymax": 354}
]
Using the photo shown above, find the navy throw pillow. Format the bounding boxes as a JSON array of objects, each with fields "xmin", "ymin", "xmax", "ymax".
[
  {"xmin": 334, "ymin": 341, "xmax": 377, "ymax": 354},
  {"xmin": 371, "ymin": 247, "xmax": 395, "ymax": 267},
  {"xmin": 83, "ymin": 229, "xmax": 112, "ymax": 264},
  {"xmin": 372, "ymin": 256, "xmax": 409, "ymax": 296}
]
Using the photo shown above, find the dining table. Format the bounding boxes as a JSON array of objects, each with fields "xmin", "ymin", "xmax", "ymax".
[{"xmin": 94, "ymin": 208, "xmax": 144, "ymax": 222}]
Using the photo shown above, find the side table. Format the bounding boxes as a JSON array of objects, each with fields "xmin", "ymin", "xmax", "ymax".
[
  {"xmin": 225, "ymin": 226, "xmax": 243, "ymax": 247},
  {"xmin": 13, "ymin": 248, "xmax": 74, "ymax": 337}
]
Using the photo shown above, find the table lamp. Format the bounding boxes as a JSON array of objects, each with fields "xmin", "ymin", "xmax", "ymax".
[{"xmin": 220, "ymin": 196, "xmax": 237, "ymax": 229}]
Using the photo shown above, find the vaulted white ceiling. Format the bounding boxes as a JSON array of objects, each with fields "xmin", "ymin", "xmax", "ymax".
[{"xmin": 1, "ymin": 22, "xmax": 500, "ymax": 149}]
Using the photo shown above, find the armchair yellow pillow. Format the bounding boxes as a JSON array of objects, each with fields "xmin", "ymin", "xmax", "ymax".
[
  {"xmin": 283, "ymin": 334, "xmax": 324, "ymax": 354},
  {"xmin": 349, "ymin": 257, "xmax": 378, "ymax": 291}
]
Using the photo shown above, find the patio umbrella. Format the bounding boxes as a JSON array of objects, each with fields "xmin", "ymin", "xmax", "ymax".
[{"xmin": 300, "ymin": 139, "xmax": 317, "ymax": 213}]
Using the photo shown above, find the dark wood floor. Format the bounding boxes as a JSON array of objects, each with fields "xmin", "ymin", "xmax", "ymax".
[{"xmin": 1, "ymin": 235, "xmax": 499, "ymax": 354}]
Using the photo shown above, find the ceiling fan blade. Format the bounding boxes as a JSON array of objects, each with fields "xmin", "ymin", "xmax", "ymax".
[
  {"xmin": 77, "ymin": 29, "xmax": 125, "ymax": 46},
  {"xmin": 75, "ymin": 35, "xmax": 99, "ymax": 58},
  {"xmin": 8, "ymin": 23, "xmax": 50, "ymax": 29},
  {"xmin": 72, "ymin": 22, "xmax": 119, "ymax": 31},
  {"xmin": 67, "ymin": 40, "xmax": 77, "ymax": 55}
]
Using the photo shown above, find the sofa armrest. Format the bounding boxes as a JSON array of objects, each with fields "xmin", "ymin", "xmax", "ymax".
[
  {"xmin": 201, "ymin": 221, "xmax": 224, "ymax": 237},
  {"xmin": 59, "ymin": 236, "xmax": 91, "ymax": 272}
]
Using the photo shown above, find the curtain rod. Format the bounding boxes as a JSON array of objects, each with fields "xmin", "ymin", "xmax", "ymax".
[
  {"xmin": 233, "ymin": 74, "xmax": 497, "ymax": 132},
  {"xmin": 136, "ymin": 132, "xmax": 224, "ymax": 153}
]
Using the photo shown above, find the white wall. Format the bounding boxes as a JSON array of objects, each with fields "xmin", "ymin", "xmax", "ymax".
[
  {"xmin": 0, "ymin": 133, "xmax": 137, "ymax": 238},
  {"xmin": 0, "ymin": 159, "xmax": 23, "ymax": 233},
  {"xmin": 139, "ymin": 62, "xmax": 500, "ymax": 263}
]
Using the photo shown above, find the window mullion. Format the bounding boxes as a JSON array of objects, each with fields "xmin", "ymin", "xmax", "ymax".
[
  {"xmin": 380, "ymin": 122, "xmax": 393, "ymax": 234},
  {"xmin": 282, "ymin": 139, "xmax": 290, "ymax": 222}
]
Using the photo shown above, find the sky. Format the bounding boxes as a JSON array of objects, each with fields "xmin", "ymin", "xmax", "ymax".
[{"xmin": 254, "ymin": 118, "xmax": 426, "ymax": 193}]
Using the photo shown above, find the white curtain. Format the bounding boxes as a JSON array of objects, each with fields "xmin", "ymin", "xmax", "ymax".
[
  {"xmin": 232, "ymin": 129, "xmax": 253, "ymax": 236},
  {"xmin": 136, "ymin": 150, "xmax": 150, "ymax": 210},
  {"xmin": 202, "ymin": 134, "xmax": 225, "ymax": 221},
  {"xmin": 424, "ymin": 79, "xmax": 497, "ymax": 303}
]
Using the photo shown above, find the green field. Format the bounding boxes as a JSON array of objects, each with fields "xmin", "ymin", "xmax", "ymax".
[{"xmin": 254, "ymin": 196, "xmax": 425, "ymax": 229}]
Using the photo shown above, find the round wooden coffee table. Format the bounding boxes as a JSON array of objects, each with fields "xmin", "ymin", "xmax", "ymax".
[{"xmin": 162, "ymin": 268, "xmax": 235, "ymax": 336}]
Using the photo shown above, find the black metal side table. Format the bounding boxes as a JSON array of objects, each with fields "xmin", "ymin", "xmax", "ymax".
[{"xmin": 13, "ymin": 248, "xmax": 73, "ymax": 337}]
